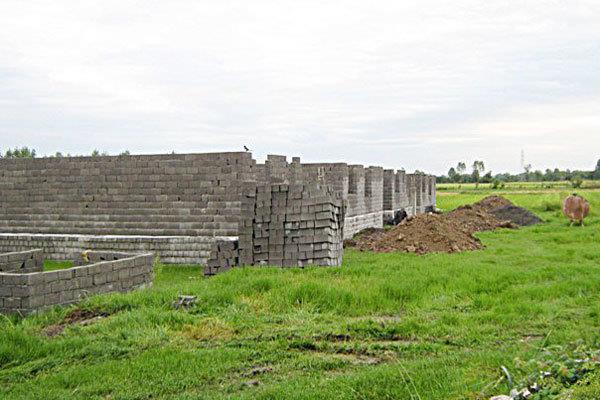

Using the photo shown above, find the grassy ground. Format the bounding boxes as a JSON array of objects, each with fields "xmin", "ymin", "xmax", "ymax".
[
  {"xmin": 1, "ymin": 190, "xmax": 599, "ymax": 399},
  {"xmin": 437, "ymin": 180, "xmax": 600, "ymax": 191}
]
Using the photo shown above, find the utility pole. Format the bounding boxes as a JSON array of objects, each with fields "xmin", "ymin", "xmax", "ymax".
[{"xmin": 520, "ymin": 149, "xmax": 525, "ymax": 171}]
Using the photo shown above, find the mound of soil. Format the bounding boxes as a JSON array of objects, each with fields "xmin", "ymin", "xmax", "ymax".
[
  {"xmin": 489, "ymin": 205, "xmax": 543, "ymax": 227},
  {"xmin": 352, "ymin": 213, "xmax": 485, "ymax": 254},
  {"xmin": 447, "ymin": 205, "xmax": 515, "ymax": 233},
  {"xmin": 347, "ymin": 196, "xmax": 541, "ymax": 254},
  {"xmin": 469, "ymin": 195, "xmax": 542, "ymax": 227},
  {"xmin": 472, "ymin": 195, "xmax": 513, "ymax": 212}
]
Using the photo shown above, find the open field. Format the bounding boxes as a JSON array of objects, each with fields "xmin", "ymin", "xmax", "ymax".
[
  {"xmin": 437, "ymin": 180, "xmax": 600, "ymax": 192},
  {"xmin": 1, "ymin": 189, "xmax": 599, "ymax": 399}
]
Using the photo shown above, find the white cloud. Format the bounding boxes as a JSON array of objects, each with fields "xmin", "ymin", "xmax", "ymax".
[{"xmin": 1, "ymin": 0, "xmax": 599, "ymax": 173}]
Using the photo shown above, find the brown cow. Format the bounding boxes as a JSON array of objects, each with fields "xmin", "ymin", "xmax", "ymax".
[{"xmin": 563, "ymin": 194, "xmax": 590, "ymax": 226}]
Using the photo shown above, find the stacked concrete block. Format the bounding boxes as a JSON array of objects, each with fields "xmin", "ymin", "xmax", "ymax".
[
  {"xmin": 252, "ymin": 183, "xmax": 344, "ymax": 268},
  {"xmin": 395, "ymin": 170, "xmax": 409, "ymax": 210},
  {"xmin": 383, "ymin": 169, "xmax": 396, "ymax": 212},
  {"xmin": 296, "ymin": 162, "xmax": 349, "ymax": 200},
  {"xmin": 405, "ymin": 173, "xmax": 437, "ymax": 214},
  {"xmin": 343, "ymin": 165, "xmax": 384, "ymax": 238},
  {"xmin": 383, "ymin": 169, "xmax": 411, "ymax": 224},
  {"xmin": 205, "ymin": 182, "xmax": 345, "ymax": 275},
  {"xmin": 424, "ymin": 175, "xmax": 437, "ymax": 211},
  {"xmin": 205, "ymin": 238, "xmax": 239, "ymax": 276},
  {"xmin": 0, "ymin": 250, "xmax": 154, "ymax": 314},
  {"xmin": 0, "ymin": 249, "xmax": 44, "ymax": 273},
  {"xmin": 406, "ymin": 173, "xmax": 418, "ymax": 215},
  {"xmin": 364, "ymin": 167, "xmax": 384, "ymax": 213}
]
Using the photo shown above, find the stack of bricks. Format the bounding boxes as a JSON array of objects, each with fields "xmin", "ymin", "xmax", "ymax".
[
  {"xmin": 0, "ymin": 250, "xmax": 154, "ymax": 314},
  {"xmin": 205, "ymin": 182, "xmax": 345, "ymax": 275},
  {"xmin": 0, "ymin": 249, "xmax": 43, "ymax": 273},
  {"xmin": 251, "ymin": 183, "xmax": 344, "ymax": 268},
  {"xmin": 383, "ymin": 169, "xmax": 410, "ymax": 224},
  {"xmin": 204, "ymin": 239, "xmax": 239, "ymax": 276}
]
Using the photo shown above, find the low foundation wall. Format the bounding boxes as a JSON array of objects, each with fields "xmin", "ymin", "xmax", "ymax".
[
  {"xmin": 0, "ymin": 250, "xmax": 154, "ymax": 314},
  {"xmin": 343, "ymin": 211, "xmax": 384, "ymax": 239},
  {"xmin": 0, "ymin": 249, "xmax": 44, "ymax": 273},
  {"xmin": 0, "ymin": 233, "xmax": 212, "ymax": 264}
]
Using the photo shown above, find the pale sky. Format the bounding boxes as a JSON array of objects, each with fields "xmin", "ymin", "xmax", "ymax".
[{"xmin": 1, "ymin": 1, "xmax": 599, "ymax": 175}]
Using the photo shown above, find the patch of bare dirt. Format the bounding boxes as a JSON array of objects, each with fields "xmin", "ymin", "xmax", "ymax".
[
  {"xmin": 347, "ymin": 196, "xmax": 541, "ymax": 254},
  {"xmin": 43, "ymin": 309, "xmax": 110, "ymax": 337}
]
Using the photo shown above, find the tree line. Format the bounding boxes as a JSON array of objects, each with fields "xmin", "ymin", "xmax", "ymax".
[
  {"xmin": 437, "ymin": 159, "xmax": 600, "ymax": 185},
  {"xmin": 0, "ymin": 147, "xmax": 130, "ymax": 159}
]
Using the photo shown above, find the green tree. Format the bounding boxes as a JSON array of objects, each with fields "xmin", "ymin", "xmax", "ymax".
[
  {"xmin": 91, "ymin": 150, "xmax": 108, "ymax": 157},
  {"xmin": 447, "ymin": 167, "xmax": 457, "ymax": 182},
  {"xmin": 471, "ymin": 160, "xmax": 485, "ymax": 182},
  {"xmin": 2, "ymin": 147, "xmax": 36, "ymax": 158}
]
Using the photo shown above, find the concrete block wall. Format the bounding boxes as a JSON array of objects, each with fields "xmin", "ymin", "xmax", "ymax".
[
  {"xmin": 0, "ymin": 250, "xmax": 154, "ymax": 314},
  {"xmin": 0, "ymin": 249, "xmax": 44, "ymax": 273},
  {"xmin": 344, "ymin": 165, "xmax": 385, "ymax": 238},
  {"xmin": 0, "ymin": 152, "xmax": 435, "ymax": 266},
  {"xmin": 383, "ymin": 170, "xmax": 396, "ymax": 211},
  {"xmin": 395, "ymin": 170, "xmax": 410, "ymax": 210},
  {"xmin": 0, "ymin": 152, "xmax": 253, "ymax": 236},
  {"xmin": 406, "ymin": 173, "xmax": 436, "ymax": 215}
]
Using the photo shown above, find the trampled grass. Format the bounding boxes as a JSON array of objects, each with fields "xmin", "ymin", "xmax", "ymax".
[{"xmin": 1, "ymin": 189, "xmax": 599, "ymax": 399}]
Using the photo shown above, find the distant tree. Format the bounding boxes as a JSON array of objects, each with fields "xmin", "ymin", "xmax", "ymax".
[
  {"xmin": 53, "ymin": 152, "xmax": 63, "ymax": 158},
  {"xmin": 2, "ymin": 147, "xmax": 36, "ymax": 159},
  {"xmin": 471, "ymin": 160, "xmax": 485, "ymax": 182},
  {"xmin": 594, "ymin": 159, "xmax": 600, "ymax": 179},
  {"xmin": 456, "ymin": 162, "xmax": 467, "ymax": 175},
  {"xmin": 481, "ymin": 171, "xmax": 493, "ymax": 183},
  {"xmin": 119, "ymin": 150, "xmax": 131, "ymax": 156},
  {"xmin": 91, "ymin": 150, "xmax": 108, "ymax": 157},
  {"xmin": 447, "ymin": 167, "xmax": 457, "ymax": 182}
]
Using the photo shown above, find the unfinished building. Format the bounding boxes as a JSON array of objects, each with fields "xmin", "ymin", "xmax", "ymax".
[{"xmin": 0, "ymin": 152, "xmax": 436, "ymax": 276}]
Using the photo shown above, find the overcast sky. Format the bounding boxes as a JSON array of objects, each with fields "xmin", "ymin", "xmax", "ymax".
[{"xmin": 1, "ymin": 1, "xmax": 599, "ymax": 174}]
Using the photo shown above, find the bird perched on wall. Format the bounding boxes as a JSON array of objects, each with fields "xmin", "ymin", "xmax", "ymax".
[{"xmin": 244, "ymin": 145, "xmax": 250, "ymax": 152}]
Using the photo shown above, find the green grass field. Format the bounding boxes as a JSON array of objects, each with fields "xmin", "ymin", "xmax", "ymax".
[{"xmin": 1, "ymin": 189, "xmax": 599, "ymax": 399}]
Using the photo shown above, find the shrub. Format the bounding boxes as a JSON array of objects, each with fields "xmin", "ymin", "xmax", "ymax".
[{"xmin": 541, "ymin": 201, "xmax": 561, "ymax": 212}]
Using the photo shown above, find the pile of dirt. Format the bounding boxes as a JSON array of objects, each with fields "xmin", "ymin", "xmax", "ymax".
[
  {"xmin": 489, "ymin": 205, "xmax": 543, "ymax": 226},
  {"xmin": 468, "ymin": 195, "xmax": 543, "ymax": 227},
  {"xmin": 347, "ymin": 196, "xmax": 541, "ymax": 254},
  {"xmin": 350, "ymin": 213, "xmax": 486, "ymax": 254}
]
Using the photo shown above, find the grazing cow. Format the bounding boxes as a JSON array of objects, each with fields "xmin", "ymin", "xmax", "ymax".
[{"xmin": 563, "ymin": 194, "xmax": 590, "ymax": 226}]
